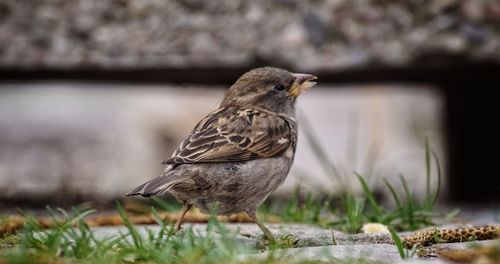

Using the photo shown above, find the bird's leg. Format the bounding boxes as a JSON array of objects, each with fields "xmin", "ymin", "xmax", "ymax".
[
  {"xmin": 174, "ymin": 203, "xmax": 192, "ymax": 231},
  {"xmin": 246, "ymin": 209, "xmax": 275, "ymax": 242}
]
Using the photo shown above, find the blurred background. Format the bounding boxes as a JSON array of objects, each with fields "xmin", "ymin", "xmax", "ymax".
[{"xmin": 0, "ymin": 0, "xmax": 499, "ymax": 210}]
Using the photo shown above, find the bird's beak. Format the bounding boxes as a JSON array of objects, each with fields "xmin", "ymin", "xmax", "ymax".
[{"xmin": 289, "ymin": 73, "xmax": 318, "ymax": 97}]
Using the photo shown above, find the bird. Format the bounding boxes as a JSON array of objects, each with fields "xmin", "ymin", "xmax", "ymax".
[{"xmin": 126, "ymin": 67, "xmax": 317, "ymax": 241}]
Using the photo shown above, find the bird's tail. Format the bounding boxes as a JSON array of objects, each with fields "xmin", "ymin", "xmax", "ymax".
[{"xmin": 125, "ymin": 175, "xmax": 181, "ymax": 197}]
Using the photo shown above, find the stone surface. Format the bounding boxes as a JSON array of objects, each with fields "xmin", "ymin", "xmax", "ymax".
[
  {"xmin": 90, "ymin": 223, "xmax": 500, "ymax": 263},
  {"xmin": 92, "ymin": 223, "xmax": 337, "ymax": 246},
  {"xmin": 0, "ymin": 83, "xmax": 443, "ymax": 201},
  {"xmin": 0, "ymin": 0, "xmax": 499, "ymax": 70},
  {"xmin": 254, "ymin": 244, "xmax": 403, "ymax": 263}
]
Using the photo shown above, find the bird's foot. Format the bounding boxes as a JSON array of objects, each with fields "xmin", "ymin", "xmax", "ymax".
[
  {"xmin": 261, "ymin": 234, "xmax": 300, "ymax": 249},
  {"xmin": 262, "ymin": 229, "xmax": 276, "ymax": 243}
]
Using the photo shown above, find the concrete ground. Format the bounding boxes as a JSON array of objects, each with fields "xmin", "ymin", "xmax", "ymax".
[{"xmin": 92, "ymin": 223, "xmax": 499, "ymax": 263}]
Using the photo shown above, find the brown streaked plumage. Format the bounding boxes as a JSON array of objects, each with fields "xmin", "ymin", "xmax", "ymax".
[
  {"xmin": 126, "ymin": 67, "xmax": 317, "ymax": 241},
  {"xmin": 163, "ymin": 107, "xmax": 294, "ymax": 164}
]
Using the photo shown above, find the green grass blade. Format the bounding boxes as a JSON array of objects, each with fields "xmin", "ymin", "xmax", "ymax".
[
  {"xmin": 399, "ymin": 174, "xmax": 415, "ymax": 229},
  {"xmin": 116, "ymin": 202, "xmax": 143, "ymax": 250},
  {"xmin": 342, "ymin": 195, "xmax": 365, "ymax": 233},
  {"xmin": 443, "ymin": 209, "xmax": 461, "ymax": 222},
  {"xmin": 300, "ymin": 113, "xmax": 342, "ymax": 182},
  {"xmin": 150, "ymin": 207, "xmax": 167, "ymax": 245},
  {"xmin": 69, "ymin": 208, "xmax": 96, "ymax": 227},
  {"xmin": 383, "ymin": 177, "xmax": 402, "ymax": 209},
  {"xmin": 424, "ymin": 137, "xmax": 431, "ymax": 208},
  {"xmin": 431, "ymin": 149, "xmax": 442, "ymax": 207},
  {"xmin": 389, "ymin": 227, "xmax": 406, "ymax": 259},
  {"xmin": 346, "ymin": 111, "xmax": 359, "ymax": 171},
  {"xmin": 362, "ymin": 141, "xmax": 382, "ymax": 181},
  {"xmin": 355, "ymin": 173, "xmax": 383, "ymax": 220},
  {"xmin": 407, "ymin": 245, "xmax": 418, "ymax": 258}
]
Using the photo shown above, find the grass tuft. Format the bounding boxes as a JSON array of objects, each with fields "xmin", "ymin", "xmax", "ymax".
[
  {"xmin": 0, "ymin": 204, "xmax": 252, "ymax": 264},
  {"xmin": 268, "ymin": 123, "xmax": 454, "ymax": 234}
]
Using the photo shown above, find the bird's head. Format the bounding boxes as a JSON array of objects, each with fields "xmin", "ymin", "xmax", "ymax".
[{"xmin": 220, "ymin": 67, "xmax": 317, "ymax": 115}]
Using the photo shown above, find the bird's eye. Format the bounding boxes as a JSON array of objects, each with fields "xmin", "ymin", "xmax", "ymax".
[{"xmin": 274, "ymin": 84, "xmax": 285, "ymax": 91}]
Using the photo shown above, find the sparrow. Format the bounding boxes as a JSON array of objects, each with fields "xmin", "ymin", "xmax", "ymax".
[{"xmin": 126, "ymin": 67, "xmax": 317, "ymax": 241}]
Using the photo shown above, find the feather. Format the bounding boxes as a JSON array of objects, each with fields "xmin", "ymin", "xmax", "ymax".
[
  {"xmin": 163, "ymin": 106, "xmax": 296, "ymax": 165},
  {"xmin": 125, "ymin": 173, "xmax": 190, "ymax": 197}
]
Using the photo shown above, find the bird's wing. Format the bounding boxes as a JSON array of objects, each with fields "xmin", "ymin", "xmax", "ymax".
[
  {"xmin": 125, "ymin": 170, "xmax": 192, "ymax": 197},
  {"xmin": 163, "ymin": 106, "xmax": 295, "ymax": 164}
]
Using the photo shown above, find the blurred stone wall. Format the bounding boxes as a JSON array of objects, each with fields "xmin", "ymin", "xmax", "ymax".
[
  {"xmin": 0, "ymin": 0, "xmax": 466, "ymax": 203},
  {"xmin": 0, "ymin": 84, "xmax": 443, "ymax": 202},
  {"xmin": 0, "ymin": 0, "xmax": 499, "ymax": 70}
]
